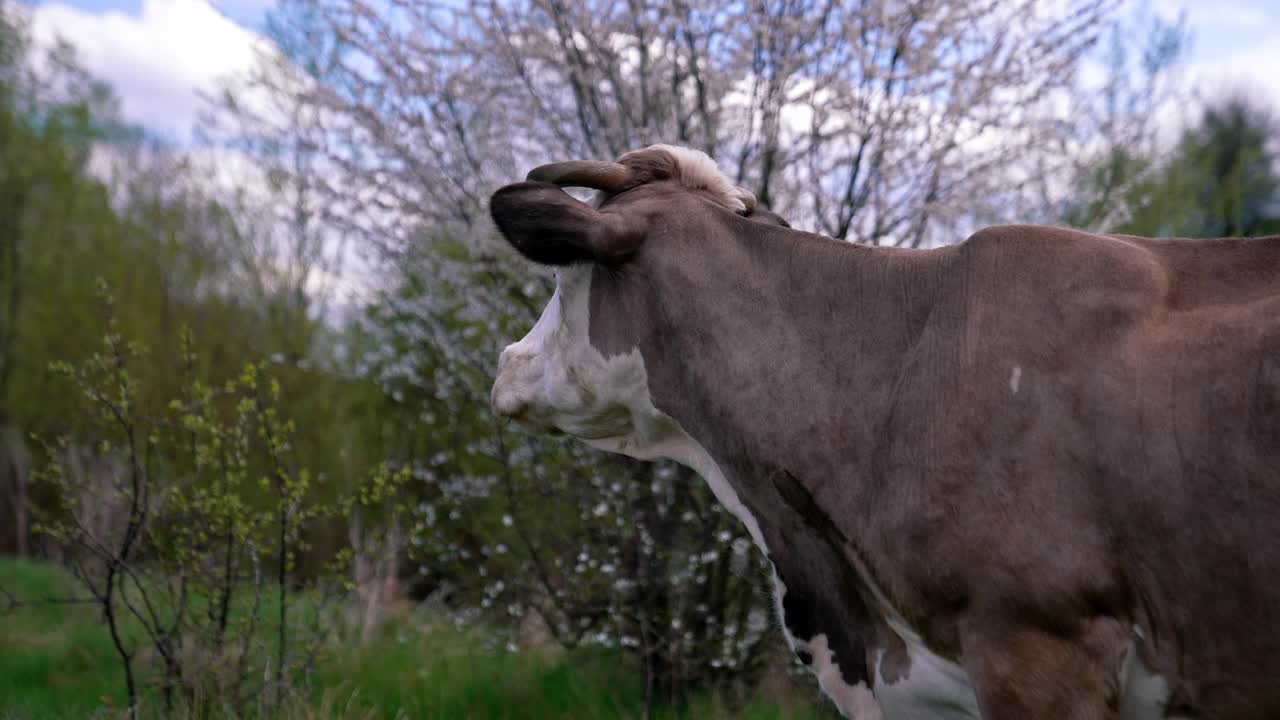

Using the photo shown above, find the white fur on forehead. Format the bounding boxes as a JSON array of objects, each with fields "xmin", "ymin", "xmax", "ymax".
[{"xmin": 627, "ymin": 144, "xmax": 756, "ymax": 214}]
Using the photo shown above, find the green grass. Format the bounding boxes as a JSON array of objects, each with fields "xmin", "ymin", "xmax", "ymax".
[
  {"xmin": 0, "ymin": 558, "xmax": 131, "ymax": 718},
  {"xmin": 0, "ymin": 559, "xmax": 832, "ymax": 719}
]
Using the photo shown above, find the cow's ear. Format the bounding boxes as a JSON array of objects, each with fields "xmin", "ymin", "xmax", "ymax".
[{"xmin": 489, "ymin": 181, "xmax": 645, "ymax": 266}]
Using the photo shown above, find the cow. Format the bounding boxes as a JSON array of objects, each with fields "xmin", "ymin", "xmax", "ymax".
[{"xmin": 486, "ymin": 143, "xmax": 1280, "ymax": 720}]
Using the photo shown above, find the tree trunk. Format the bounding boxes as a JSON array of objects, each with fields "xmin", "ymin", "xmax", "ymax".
[
  {"xmin": 2, "ymin": 421, "xmax": 28, "ymax": 556},
  {"xmin": 13, "ymin": 455, "xmax": 26, "ymax": 556}
]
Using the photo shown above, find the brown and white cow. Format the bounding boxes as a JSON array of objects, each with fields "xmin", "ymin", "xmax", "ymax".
[{"xmin": 487, "ymin": 144, "xmax": 1280, "ymax": 720}]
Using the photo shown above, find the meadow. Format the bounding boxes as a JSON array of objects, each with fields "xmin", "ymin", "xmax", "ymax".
[{"xmin": 0, "ymin": 559, "xmax": 832, "ymax": 720}]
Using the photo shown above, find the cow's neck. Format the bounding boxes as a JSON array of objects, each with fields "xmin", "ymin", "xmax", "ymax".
[
  {"xmin": 597, "ymin": 225, "xmax": 954, "ymax": 700},
  {"xmin": 636, "ymin": 227, "xmax": 950, "ymax": 546}
]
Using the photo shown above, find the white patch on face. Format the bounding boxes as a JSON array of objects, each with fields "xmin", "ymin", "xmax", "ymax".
[
  {"xmin": 1009, "ymin": 365, "xmax": 1022, "ymax": 394},
  {"xmin": 793, "ymin": 634, "xmax": 884, "ymax": 720},
  {"xmin": 491, "ymin": 266, "xmax": 768, "ymax": 553},
  {"xmin": 491, "ymin": 267, "xmax": 643, "ymax": 440}
]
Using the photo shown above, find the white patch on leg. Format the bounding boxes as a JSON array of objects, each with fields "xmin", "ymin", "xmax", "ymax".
[
  {"xmin": 872, "ymin": 626, "xmax": 982, "ymax": 720},
  {"xmin": 829, "ymin": 550, "xmax": 981, "ymax": 719},
  {"xmin": 1118, "ymin": 628, "xmax": 1173, "ymax": 720},
  {"xmin": 1009, "ymin": 365, "xmax": 1022, "ymax": 394},
  {"xmin": 793, "ymin": 634, "xmax": 883, "ymax": 719},
  {"xmin": 869, "ymin": 621, "xmax": 1176, "ymax": 720}
]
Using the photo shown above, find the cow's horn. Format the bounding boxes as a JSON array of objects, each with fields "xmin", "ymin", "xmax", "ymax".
[
  {"xmin": 734, "ymin": 186, "xmax": 758, "ymax": 215},
  {"xmin": 527, "ymin": 161, "xmax": 632, "ymax": 193}
]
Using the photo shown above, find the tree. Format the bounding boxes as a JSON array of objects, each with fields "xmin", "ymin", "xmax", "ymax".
[
  {"xmin": 1056, "ymin": 6, "xmax": 1190, "ymax": 231},
  {"xmin": 0, "ymin": 0, "xmax": 368, "ymax": 570},
  {"xmin": 22, "ymin": 297, "xmax": 411, "ymax": 718},
  {"xmin": 0, "ymin": 2, "xmax": 128, "ymax": 556},
  {"xmin": 206, "ymin": 0, "xmax": 1166, "ymax": 706},
  {"xmin": 1147, "ymin": 99, "xmax": 1277, "ymax": 237},
  {"xmin": 1080, "ymin": 97, "xmax": 1279, "ymax": 238},
  {"xmin": 247, "ymin": 0, "xmax": 1118, "ymax": 249},
  {"xmin": 198, "ymin": 1, "xmax": 349, "ymax": 360}
]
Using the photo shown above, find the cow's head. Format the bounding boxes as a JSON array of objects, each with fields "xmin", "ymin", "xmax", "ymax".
[{"xmin": 488, "ymin": 145, "xmax": 788, "ymax": 456}]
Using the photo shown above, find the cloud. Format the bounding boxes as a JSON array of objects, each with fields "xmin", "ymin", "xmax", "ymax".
[
  {"xmin": 1153, "ymin": 0, "xmax": 1270, "ymax": 29},
  {"xmin": 1184, "ymin": 31, "xmax": 1280, "ymax": 115},
  {"xmin": 1153, "ymin": 0, "xmax": 1277, "ymax": 112},
  {"xmin": 31, "ymin": 0, "xmax": 273, "ymax": 142},
  {"xmin": 30, "ymin": 0, "xmax": 372, "ymax": 320}
]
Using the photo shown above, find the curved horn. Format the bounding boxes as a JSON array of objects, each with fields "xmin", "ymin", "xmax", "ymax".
[{"xmin": 527, "ymin": 160, "xmax": 632, "ymax": 193}]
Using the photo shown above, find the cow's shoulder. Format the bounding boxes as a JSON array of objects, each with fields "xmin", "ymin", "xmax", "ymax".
[
  {"xmin": 957, "ymin": 223, "xmax": 1161, "ymax": 269},
  {"xmin": 957, "ymin": 225, "xmax": 1280, "ymax": 309},
  {"xmin": 945, "ymin": 224, "xmax": 1171, "ymax": 337},
  {"xmin": 1110, "ymin": 232, "xmax": 1280, "ymax": 311}
]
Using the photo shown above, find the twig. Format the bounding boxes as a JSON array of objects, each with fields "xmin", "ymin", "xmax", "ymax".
[{"xmin": 0, "ymin": 585, "xmax": 100, "ymax": 614}]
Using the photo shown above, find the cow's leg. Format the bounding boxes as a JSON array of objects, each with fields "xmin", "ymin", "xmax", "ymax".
[{"xmin": 960, "ymin": 616, "xmax": 1129, "ymax": 720}]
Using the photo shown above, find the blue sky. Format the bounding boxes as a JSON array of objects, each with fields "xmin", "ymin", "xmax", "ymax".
[
  {"xmin": 26, "ymin": 0, "xmax": 1280, "ymax": 143},
  {"xmin": 37, "ymin": 0, "xmax": 273, "ymax": 30}
]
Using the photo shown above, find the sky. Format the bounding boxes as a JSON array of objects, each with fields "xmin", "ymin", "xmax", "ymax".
[
  {"xmin": 25, "ymin": 0, "xmax": 1280, "ymax": 144},
  {"xmin": 1155, "ymin": 0, "xmax": 1280, "ymax": 109},
  {"xmin": 29, "ymin": 0, "xmax": 277, "ymax": 142}
]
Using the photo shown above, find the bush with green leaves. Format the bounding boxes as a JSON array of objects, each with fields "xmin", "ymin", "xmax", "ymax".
[{"xmin": 26, "ymin": 285, "xmax": 411, "ymax": 719}]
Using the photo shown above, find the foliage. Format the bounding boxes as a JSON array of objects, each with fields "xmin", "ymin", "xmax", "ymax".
[
  {"xmin": 236, "ymin": 0, "xmax": 1123, "ymax": 248},
  {"xmin": 1057, "ymin": 6, "xmax": 1190, "ymax": 230},
  {"xmin": 201, "ymin": 0, "xmax": 817, "ymax": 705},
  {"xmin": 1056, "ymin": 14, "xmax": 1280, "ymax": 238},
  {"xmin": 0, "ymin": 558, "xmax": 835, "ymax": 720},
  {"xmin": 1110, "ymin": 99, "xmax": 1280, "ymax": 237},
  {"xmin": 0, "ymin": 2, "xmax": 381, "ymax": 564},
  {"xmin": 24, "ymin": 292, "xmax": 414, "ymax": 718},
  {"xmin": 0, "ymin": 0, "xmax": 131, "ymax": 556},
  {"xmin": 0, "ymin": 5, "xmax": 341, "ymax": 568}
]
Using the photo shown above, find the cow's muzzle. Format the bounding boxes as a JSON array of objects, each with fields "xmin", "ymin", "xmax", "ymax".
[{"xmin": 491, "ymin": 347, "xmax": 538, "ymax": 423}]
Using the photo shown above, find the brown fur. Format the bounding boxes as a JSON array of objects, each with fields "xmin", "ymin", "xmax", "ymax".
[{"xmin": 489, "ymin": 171, "xmax": 1280, "ymax": 719}]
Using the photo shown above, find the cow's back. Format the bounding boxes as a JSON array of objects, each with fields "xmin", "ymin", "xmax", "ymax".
[
  {"xmin": 944, "ymin": 226, "xmax": 1280, "ymax": 717},
  {"xmin": 1111, "ymin": 232, "xmax": 1280, "ymax": 310}
]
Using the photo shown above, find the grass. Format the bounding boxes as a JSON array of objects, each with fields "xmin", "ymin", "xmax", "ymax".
[
  {"xmin": 0, "ymin": 558, "xmax": 129, "ymax": 719},
  {"xmin": 0, "ymin": 558, "xmax": 833, "ymax": 719}
]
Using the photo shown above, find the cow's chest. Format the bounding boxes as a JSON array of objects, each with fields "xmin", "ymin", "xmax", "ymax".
[{"xmin": 775, "ymin": 576, "xmax": 1175, "ymax": 720}]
